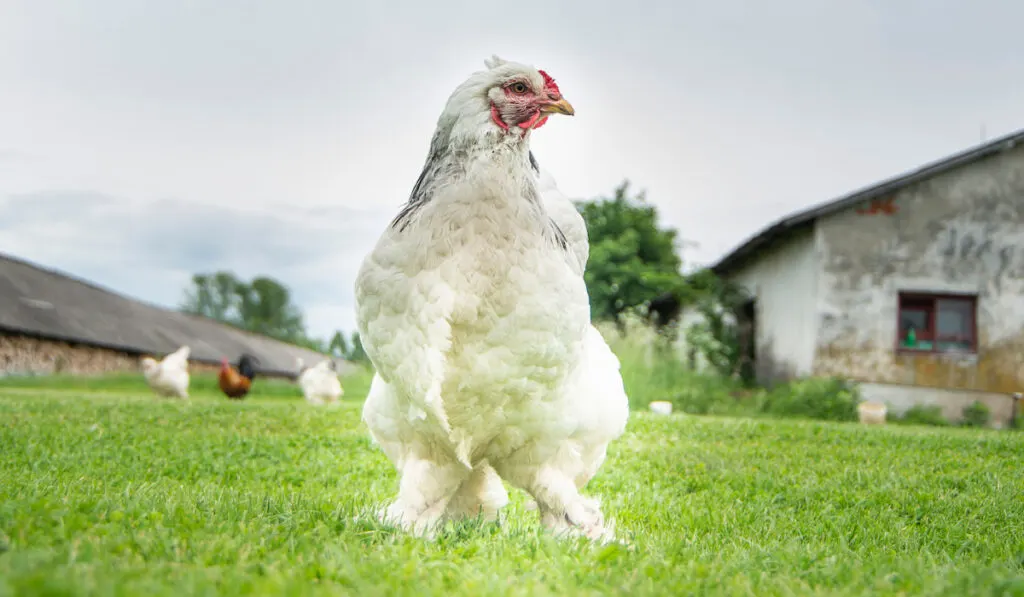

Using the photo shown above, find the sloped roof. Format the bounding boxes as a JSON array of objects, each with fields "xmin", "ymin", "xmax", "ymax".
[
  {"xmin": 0, "ymin": 253, "xmax": 334, "ymax": 377},
  {"xmin": 712, "ymin": 127, "xmax": 1024, "ymax": 275}
]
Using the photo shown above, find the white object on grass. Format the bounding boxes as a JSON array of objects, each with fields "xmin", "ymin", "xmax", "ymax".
[
  {"xmin": 649, "ymin": 401, "xmax": 673, "ymax": 416},
  {"xmin": 857, "ymin": 401, "xmax": 887, "ymax": 425}
]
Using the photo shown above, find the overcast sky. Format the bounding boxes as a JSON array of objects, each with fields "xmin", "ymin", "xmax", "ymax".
[{"xmin": 1, "ymin": 0, "xmax": 1021, "ymax": 339}]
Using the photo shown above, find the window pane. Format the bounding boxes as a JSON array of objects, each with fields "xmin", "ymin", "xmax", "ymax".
[
  {"xmin": 936, "ymin": 299, "xmax": 973, "ymax": 337},
  {"xmin": 900, "ymin": 309, "xmax": 928, "ymax": 332},
  {"xmin": 936, "ymin": 298, "xmax": 975, "ymax": 351},
  {"xmin": 898, "ymin": 307, "xmax": 930, "ymax": 349}
]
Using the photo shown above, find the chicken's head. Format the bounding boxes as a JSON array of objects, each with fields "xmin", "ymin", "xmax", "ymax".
[
  {"xmin": 483, "ymin": 57, "xmax": 574, "ymax": 133},
  {"xmin": 440, "ymin": 56, "xmax": 574, "ymax": 139}
]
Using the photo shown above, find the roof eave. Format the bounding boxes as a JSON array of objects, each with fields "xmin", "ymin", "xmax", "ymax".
[{"xmin": 708, "ymin": 129, "xmax": 1024, "ymax": 277}]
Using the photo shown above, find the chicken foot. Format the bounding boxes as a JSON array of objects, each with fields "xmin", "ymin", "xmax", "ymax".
[
  {"xmin": 495, "ymin": 458, "xmax": 614, "ymax": 543},
  {"xmin": 442, "ymin": 463, "xmax": 509, "ymax": 524},
  {"xmin": 378, "ymin": 455, "xmax": 470, "ymax": 538}
]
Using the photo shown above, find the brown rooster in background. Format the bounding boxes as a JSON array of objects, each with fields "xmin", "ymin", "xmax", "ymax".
[{"xmin": 218, "ymin": 354, "xmax": 259, "ymax": 399}]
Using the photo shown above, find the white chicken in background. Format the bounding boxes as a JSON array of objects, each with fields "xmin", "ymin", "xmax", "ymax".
[
  {"xmin": 295, "ymin": 357, "xmax": 344, "ymax": 405},
  {"xmin": 140, "ymin": 345, "xmax": 190, "ymax": 399},
  {"xmin": 356, "ymin": 56, "xmax": 629, "ymax": 541}
]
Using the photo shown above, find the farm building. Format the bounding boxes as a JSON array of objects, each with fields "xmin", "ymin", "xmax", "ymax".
[
  {"xmin": 686, "ymin": 128, "xmax": 1024, "ymax": 426},
  {"xmin": 0, "ymin": 253, "xmax": 333, "ymax": 379}
]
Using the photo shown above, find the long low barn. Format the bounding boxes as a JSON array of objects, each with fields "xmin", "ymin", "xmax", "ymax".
[{"xmin": 0, "ymin": 253, "xmax": 338, "ymax": 379}]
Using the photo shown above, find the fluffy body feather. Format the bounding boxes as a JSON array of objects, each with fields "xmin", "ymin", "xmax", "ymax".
[
  {"xmin": 356, "ymin": 56, "xmax": 628, "ymax": 541},
  {"xmin": 140, "ymin": 345, "xmax": 191, "ymax": 399},
  {"xmin": 296, "ymin": 358, "xmax": 344, "ymax": 405},
  {"xmin": 529, "ymin": 152, "xmax": 589, "ymax": 274}
]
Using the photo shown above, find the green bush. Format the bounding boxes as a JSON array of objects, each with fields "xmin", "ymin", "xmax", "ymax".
[
  {"xmin": 758, "ymin": 377, "xmax": 860, "ymax": 422},
  {"xmin": 896, "ymin": 405, "xmax": 949, "ymax": 427},
  {"xmin": 960, "ymin": 400, "xmax": 991, "ymax": 428},
  {"xmin": 601, "ymin": 317, "xmax": 864, "ymax": 422},
  {"xmin": 598, "ymin": 314, "xmax": 763, "ymax": 416},
  {"xmin": 666, "ymin": 375, "xmax": 745, "ymax": 415}
]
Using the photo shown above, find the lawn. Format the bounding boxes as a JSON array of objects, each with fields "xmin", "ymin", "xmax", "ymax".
[{"xmin": 1, "ymin": 371, "xmax": 1023, "ymax": 596}]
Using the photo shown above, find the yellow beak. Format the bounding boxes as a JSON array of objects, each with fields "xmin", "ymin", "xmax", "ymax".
[{"xmin": 539, "ymin": 97, "xmax": 575, "ymax": 116}]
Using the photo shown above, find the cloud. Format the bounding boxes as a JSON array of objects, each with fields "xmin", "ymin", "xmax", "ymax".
[
  {"xmin": 2, "ymin": 0, "xmax": 1024, "ymax": 338},
  {"xmin": 0, "ymin": 190, "xmax": 394, "ymax": 337}
]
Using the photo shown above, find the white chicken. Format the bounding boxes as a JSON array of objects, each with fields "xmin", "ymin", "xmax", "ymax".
[
  {"xmin": 140, "ymin": 345, "xmax": 190, "ymax": 400},
  {"xmin": 529, "ymin": 151, "xmax": 590, "ymax": 275},
  {"xmin": 295, "ymin": 357, "xmax": 344, "ymax": 405},
  {"xmin": 355, "ymin": 56, "xmax": 629, "ymax": 541},
  {"xmin": 522, "ymin": 150, "xmax": 631, "ymax": 512}
]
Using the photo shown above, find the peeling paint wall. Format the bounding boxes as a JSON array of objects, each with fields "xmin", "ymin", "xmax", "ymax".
[
  {"xmin": 728, "ymin": 226, "xmax": 820, "ymax": 383},
  {"xmin": 815, "ymin": 142, "xmax": 1024, "ymax": 399}
]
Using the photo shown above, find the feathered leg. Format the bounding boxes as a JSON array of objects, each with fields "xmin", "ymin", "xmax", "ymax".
[
  {"xmin": 363, "ymin": 375, "xmax": 474, "ymax": 537},
  {"xmin": 516, "ymin": 327, "xmax": 628, "ymax": 529},
  {"xmin": 380, "ymin": 453, "xmax": 471, "ymax": 537},
  {"xmin": 442, "ymin": 463, "xmax": 509, "ymax": 523},
  {"xmin": 494, "ymin": 443, "xmax": 613, "ymax": 542},
  {"xmin": 523, "ymin": 444, "xmax": 609, "ymax": 512}
]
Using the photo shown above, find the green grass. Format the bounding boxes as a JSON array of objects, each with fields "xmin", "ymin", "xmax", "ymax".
[{"xmin": 1, "ymin": 371, "xmax": 1023, "ymax": 596}]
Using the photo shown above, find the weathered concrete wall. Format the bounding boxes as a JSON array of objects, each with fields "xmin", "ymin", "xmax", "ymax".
[
  {"xmin": 0, "ymin": 333, "xmax": 280, "ymax": 378},
  {"xmin": 859, "ymin": 382, "xmax": 1016, "ymax": 428},
  {"xmin": 675, "ymin": 228, "xmax": 819, "ymax": 382},
  {"xmin": 815, "ymin": 141, "xmax": 1024, "ymax": 397},
  {"xmin": 728, "ymin": 226, "xmax": 820, "ymax": 383}
]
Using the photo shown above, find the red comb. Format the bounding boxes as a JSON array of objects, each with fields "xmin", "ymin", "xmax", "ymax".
[{"xmin": 538, "ymin": 69, "xmax": 560, "ymax": 95}]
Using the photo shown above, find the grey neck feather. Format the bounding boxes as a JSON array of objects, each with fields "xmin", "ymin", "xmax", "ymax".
[{"xmin": 390, "ymin": 123, "xmax": 568, "ymax": 251}]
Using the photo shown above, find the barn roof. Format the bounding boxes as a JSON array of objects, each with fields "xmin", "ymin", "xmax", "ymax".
[
  {"xmin": 711, "ymin": 127, "xmax": 1024, "ymax": 276},
  {"xmin": 0, "ymin": 253, "xmax": 334, "ymax": 377}
]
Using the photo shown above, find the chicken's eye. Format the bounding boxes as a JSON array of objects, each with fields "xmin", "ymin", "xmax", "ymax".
[{"xmin": 510, "ymin": 82, "xmax": 529, "ymax": 94}]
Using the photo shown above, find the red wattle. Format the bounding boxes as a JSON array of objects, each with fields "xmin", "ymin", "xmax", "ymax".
[
  {"xmin": 490, "ymin": 104, "xmax": 509, "ymax": 131},
  {"xmin": 518, "ymin": 111, "xmax": 542, "ymax": 130}
]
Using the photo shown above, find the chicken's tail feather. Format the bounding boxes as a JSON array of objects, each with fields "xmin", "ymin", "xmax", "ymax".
[
  {"xmin": 162, "ymin": 345, "xmax": 190, "ymax": 369},
  {"xmin": 237, "ymin": 353, "xmax": 260, "ymax": 380}
]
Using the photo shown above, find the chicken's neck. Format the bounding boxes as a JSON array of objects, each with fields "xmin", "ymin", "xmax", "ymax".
[
  {"xmin": 388, "ymin": 104, "xmax": 568, "ymax": 251},
  {"xmin": 391, "ymin": 113, "xmax": 535, "ymax": 224}
]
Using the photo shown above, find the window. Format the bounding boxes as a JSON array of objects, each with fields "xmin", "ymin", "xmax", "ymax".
[{"xmin": 897, "ymin": 293, "xmax": 977, "ymax": 353}]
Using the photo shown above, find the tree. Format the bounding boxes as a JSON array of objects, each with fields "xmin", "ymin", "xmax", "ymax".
[
  {"xmin": 347, "ymin": 331, "xmax": 368, "ymax": 363},
  {"xmin": 234, "ymin": 276, "xmax": 307, "ymax": 343},
  {"xmin": 577, "ymin": 181, "xmax": 688, "ymax": 323},
  {"xmin": 180, "ymin": 271, "xmax": 241, "ymax": 322},
  {"xmin": 179, "ymin": 271, "xmax": 315, "ymax": 347},
  {"xmin": 327, "ymin": 331, "xmax": 350, "ymax": 358},
  {"xmin": 683, "ymin": 270, "xmax": 753, "ymax": 382}
]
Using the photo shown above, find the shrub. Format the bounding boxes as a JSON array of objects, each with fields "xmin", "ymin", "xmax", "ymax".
[
  {"xmin": 896, "ymin": 405, "xmax": 949, "ymax": 427},
  {"xmin": 599, "ymin": 314, "xmax": 743, "ymax": 413},
  {"xmin": 665, "ymin": 375, "xmax": 745, "ymax": 416},
  {"xmin": 960, "ymin": 400, "xmax": 991, "ymax": 428},
  {"xmin": 758, "ymin": 377, "xmax": 860, "ymax": 422}
]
